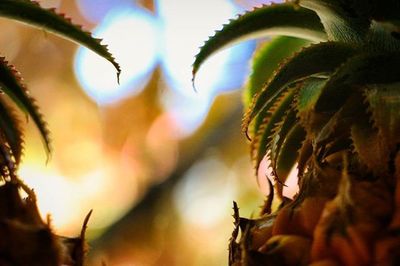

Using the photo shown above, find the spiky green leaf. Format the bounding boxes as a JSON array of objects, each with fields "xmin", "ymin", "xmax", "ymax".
[
  {"xmin": 244, "ymin": 42, "xmax": 356, "ymax": 135},
  {"xmin": 299, "ymin": 0, "xmax": 370, "ymax": 43},
  {"xmin": 193, "ymin": 2, "xmax": 327, "ymax": 83},
  {"xmin": 251, "ymin": 89, "xmax": 296, "ymax": 172},
  {"xmin": 0, "ymin": 142, "xmax": 15, "ymax": 175},
  {"xmin": 351, "ymin": 120, "xmax": 390, "ymax": 176},
  {"xmin": 315, "ymin": 95, "xmax": 364, "ymax": 153},
  {"xmin": 365, "ymin": 84, "xmax": 400, "ymax": 149},
  {"xmin": 245, "ymin": 36, "xmax": 311, "ymax": 106},
  {"xmin": 269, "ymin": 108, "xmax": 296, "ymax": 175},
  {"xmin": 0, "ymin": 0, "xmax": 120, "ymax": 80},
  {"xmin": 297, "ymin": 139, "xmax": 312, "ymax": 178},
  {"xmin": 296, "ymin": 77, "xmax": 327, "ymax": 137},
  {"xmin": 0, "ymin": 98, "xmax": 24, "ymax": 164},
  {"xmin": 315, "ymin": 53, "xmax": 400, "ymax": 112},
  {"xmin": 274, "ymin": 123, "xmax": 306, "ymax": 188},
  {"xmin": 0, "ymin": 58, "xmax": 51, "ymax": 157},
  {"xmin": 249, "ymin": 82, "xmax": 295, "ymax": 141},
  {"xmin": 366, "ymin": 21, "xmax": 400, "ymax": 52}
]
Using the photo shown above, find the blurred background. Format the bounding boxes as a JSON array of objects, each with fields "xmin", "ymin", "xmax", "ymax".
[{"xmin": 0, "ymin": 0, "xmax": 279, "ymax": 265}]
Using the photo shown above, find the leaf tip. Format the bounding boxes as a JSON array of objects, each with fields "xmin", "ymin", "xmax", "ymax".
[{"xmin": 191, "ymin": 68, "xmax": 198, "ymax": 92}]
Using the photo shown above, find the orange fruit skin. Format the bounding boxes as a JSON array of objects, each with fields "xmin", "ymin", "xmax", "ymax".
[
  {"xmin": 374, "ymin": 236, "xmax": 400, "ymax": 266},
  {"xmin": 272, "ymin": 196, "xmax": 328, "ymax": 237},
  {"xmin": 249, "ymin": 220, "xmax": 274, "ymax": 250},
  {"xmin": 258, "ymin": 234, "xmax": 311, "ymax": 265}
]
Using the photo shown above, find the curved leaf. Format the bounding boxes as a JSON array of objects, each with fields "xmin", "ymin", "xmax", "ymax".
[
  {"xmin": 315, "ymin": 53, "xmax": 400, "ymax": 112},
  {"xmin": 249, "ymin": 82, "xmax": 294, "ymax": 141},
  {"xmin": 274, "ymin": 123, "xmax": 306, "ymax": 189},
  {"xmin": 351, "ymin": 119, "xmax": 390, "ymax": 176},
  {"xmin": 315, "ymin": 94, "xmax": 364, "ymax": 151},
  {"xmin": 366, "ymin": 21, "xmax": 400, "ymax": 52},
  {"xmin": 0, "ymin": 0, "xmax": 120, "ymax": 80},
  {"xmin": 297, "ymin": 138, "xmax": 312, "ymax": 178},
  {"xmin": 296, "ymin": 77, "xmax": 328, "ymax": 137},
  {"xmin": 314, "ymin": 94, "xmax": 368, "ymax": 161},
  {"xmin": 245, "ymin": 36, "xmax": 311, "ymax": 106},
  {"xmin": 269, "ymin": 108, "xmax": 297, "ymax": 175},
  {"xmin": 0, "ymin": 98, "xmax": 24, "ymax": 165},
  {"xmin": 0, "ymin": 58, "xmax": 51, "ymax": 157},
  {"xmin": 0, "ymin": 142, "xmax": 15, "ymax": 176},
  {"xmin": 193, "ymin": 2, "xmax": 327, "ymax": 83},
  {"xmin": 243, "ymin": 42, "xmax": 357, "ymax": 135},
  {"xmin": 299, "ymin": 0, "xmax": 370, "ymax": 43},
  {"xmin": 365, "ymin": 83, "xmax": 400, "ymax": 149},
  {"xmin": 250, "ymin": 89, "xmax": 296, "ymax": 173}
]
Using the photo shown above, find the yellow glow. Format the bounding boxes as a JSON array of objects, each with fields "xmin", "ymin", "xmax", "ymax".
[
  {"xmin": 19, "ymin": 155, "xmax": 139, "ymax": 236},
  {"xmin": 75, "ymin": 6, "xmax": 159, "ymax": 105},
  {"xmin": 173, "ymin": 155, "xmax": 237, "ymax": 228}
]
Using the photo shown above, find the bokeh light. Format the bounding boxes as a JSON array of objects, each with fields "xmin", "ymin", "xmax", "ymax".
[
  {"xmin": 74, "ymin": 4, "xmax": 160, "ymax": 105},
  {"xmin": 2, "ymin": 0, "xmax": 276, "ymax": 264},
  {"xmin": 173, "ymin": 155, "xmax": 237, "ymax": 227},
  {"xmin": 76, "ymin": 0, "xmax": 132, "ymax": 23},
  {"xmin": 157, "ymin": 0, "xmax": 255, "ymax": 134}
]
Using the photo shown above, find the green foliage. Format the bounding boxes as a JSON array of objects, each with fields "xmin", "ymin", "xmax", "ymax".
[
  {"xmin": 192, "ymin": 2, "xmax": 327, "ymax": 84},
  {"xmin": 245, "ymin": 36, "xmax": 311, "ymax": 106},
  {"xmin": 0, "ymin": 0, "xmax": 119, "ymax": 174},
  {"xmin": 250, "ymin": 88, "xmax": 296, "ymax": 176},
  {"xmin": 0, "ymin": 98, "xmax": 23, "ymax": 166},
  {"xmin": 193, "ymin": 0, "xmax": 400, "ymax": 185},
  {"xmin": 0, "ymin": 58, "xmax": 50, "ymax": 159},
  {"xmin": 0, "ymin": 0, "xmax": 120, "ymax": 79},
  {"xmin": 244, "ymin": 41, "xmax": 356, "ymax": 142},
  {"xmin": 299, "ymin": 0, "xmax": 370, "ymax": 43}
]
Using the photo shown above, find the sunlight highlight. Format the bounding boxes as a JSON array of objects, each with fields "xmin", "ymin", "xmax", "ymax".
[
  {"xmin": 19, "ymin": 158, "xmax": 138, "ymax": 236},
  {"xmin": 74, "ymin": 5, "xmax": 160, "ymax": 105},
  {"xmin": 173, "ymin": 155, "xmax": 236, "ymax": 228},
  {"xmin": 75, "ymin": 0, "xmax": 131, "ymax": 23},
  {"xmin": 157, "ymin": 0, "xmax": 255, "ymax": 135}
]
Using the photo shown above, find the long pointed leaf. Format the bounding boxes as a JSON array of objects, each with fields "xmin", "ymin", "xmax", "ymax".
[
  {"xmin": 274, "ymin": 123, "xmax": 306, "ymax": 188},
  {"xmin": 299, "ymin": 0, "xmax": 370, "ymax": 43},
  {"xmin": 315, "ymin": 94, "xmax": 364, "ymax": 149},
  {"xmin": 245, "ymin": 36, "xmax": 311, "ymax": 106},
  {"xmin": 193, "ymin": 2, "xmax": 326, "ymax": 83},
  {"xmin": 351, "ymin": 120, "xmax": 390, "ymax": 176},
  {"xmin": 0, "ymin": 0, "xmax": 120, "ymax": 80},
  {"xmin": 270, "ymin": 108, "xmax": 297, "ymax": 175},
  {"xmin": 297, "ymin": 138, "xmax": 312, "ymax": 178},
  {"xmin": 243, "ymin": 42, "xmax": 356, "ymax": 135},
  {"xmin": 0, "ymin": 98, "xmax": 24, "ymax": 165},
  {"xmin": 249, "ymin": 82, "xmax": 294, "ymax": 141},
  {"xmin": 365, "ymin": 84, "xmax": 400, "ymax": 149},
  {"xmin": 315, "ymin": 53, "xmax": 400, "ymax": 112},
  {"xmin": 251, "ymin": 89, "xmax": 296, "ymax": 172},
  {"xmin": 0, "ymin": 141, "xmax": 15, "ymax": 175},
  {"xmin": 0, "ymin": 58, "xmax": 51, "ymax": 157},
  {"xmin": 296, "ymin": 77, "xmax": 328, "ymax": 137},
  {"xmin": 366, "ymin": 21, "xmax": 400, "ymax": 52}
]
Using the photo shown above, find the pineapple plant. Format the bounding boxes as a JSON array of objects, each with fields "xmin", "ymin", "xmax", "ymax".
[
  {"xmin": 193, "ymin": 0, "xmax": 400, "ymax": 265},
  {"xmin": 0, "ymin": 1, "xmax": 119, "ymax": 265}
]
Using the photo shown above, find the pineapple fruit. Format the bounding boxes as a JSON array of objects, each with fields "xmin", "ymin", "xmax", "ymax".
[
  {"xmin": 0, "ymin": 1, "xmax": 119, "ymax": 264},
  {"xmin": 193, "ymin": 0, "xmax": 400, "ymax": 265}
]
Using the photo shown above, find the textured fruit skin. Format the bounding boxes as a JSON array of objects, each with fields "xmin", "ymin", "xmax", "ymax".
[
  {"xmin": 0, "ymin": 180, "xmax": 89, "ymax": 265},
  {"xmin": 195, "ymin": 0, "xmax": 400, "ymax": 265}
]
